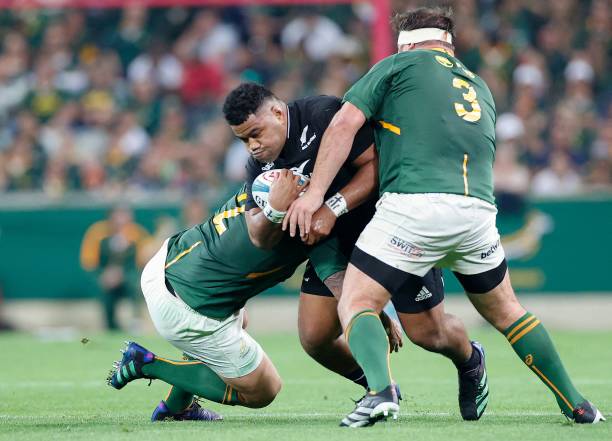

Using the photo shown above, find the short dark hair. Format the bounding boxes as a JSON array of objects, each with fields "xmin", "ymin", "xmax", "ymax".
[
  {"xmin": 222, "ymin": 82, "xmax": 275, "ymax": 126},
  {"xmin": 392, "ymin": 7, "xmax": 455, "ymax": 43}
]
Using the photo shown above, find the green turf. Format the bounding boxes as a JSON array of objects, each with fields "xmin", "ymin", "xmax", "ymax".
[{"xmin": 0, "ymin": 329, "xmax": 609, "ymax": 440}]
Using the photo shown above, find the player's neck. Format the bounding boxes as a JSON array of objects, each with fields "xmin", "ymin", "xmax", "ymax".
[{"xmin": 429, "ymin": 47, "xmax": 454, "ymax": 56}]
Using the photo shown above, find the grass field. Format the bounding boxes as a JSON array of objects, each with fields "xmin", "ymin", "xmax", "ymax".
[{"xmin": 0, "ymin": 329, "xmax": 610, "ymax": 441}]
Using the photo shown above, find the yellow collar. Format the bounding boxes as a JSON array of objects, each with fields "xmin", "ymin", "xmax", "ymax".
[{"xmin": 430, "ymin": 47, "xmax": 453, "ymax": 56}]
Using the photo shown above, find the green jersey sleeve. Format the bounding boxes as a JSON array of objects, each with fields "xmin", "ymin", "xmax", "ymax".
[{"xmin": 343, "ymin": 55, "xmax": 396, "ymax": 119}]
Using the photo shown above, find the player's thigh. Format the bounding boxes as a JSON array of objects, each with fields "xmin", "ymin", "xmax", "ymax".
[
  {"xmin": 390, "ymin": 267, "xmax": 445, "ymax": 317},
  {"xmin": 298, "ymin": 292, "xmax": 341, "ymax": 351},
  {"xmin": 156, "ymin": 306, "xmax": 265, "ymax": 381},
  {"xmin": 379, "ymin": 266, "xmax": 446, "ymax": 345},
  {"xmin": 466, "ymin": 268, "xmax": 525, "ymax": 331},
  {"xmin": 397, "ymin": 302, "xmax": 448, "ymax": 347}
]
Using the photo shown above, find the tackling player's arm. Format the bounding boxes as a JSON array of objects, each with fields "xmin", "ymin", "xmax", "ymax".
[
  {"xmin": 285, "ymin": 57, "xmax": 393, "ymax": 238},
  {"xmin": 305, "ymin": 144, "xmax": 378, "ymax": 245},
  {"xmin": 246, "ymin": 169, "xmax": 306, "ymax": 249},
  {"xmin": 284, "ymin": 102, "xmax": 367, "ymax": 238}
]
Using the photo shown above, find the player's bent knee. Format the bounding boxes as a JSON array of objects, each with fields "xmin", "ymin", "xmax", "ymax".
[
  {"xmin": 405, "ymin": 325, "xmax": 447, "ymax": 353},
  {"xmin": 299, "ymin": 328, "xmax": 329, "ymax": 356},
  {"xmin": 244, "ymin": 376, "xmax": 282, "ymax": 408},
  {"xmin": 298, "ymin": 320, "xmax": 338, "ymax": 355}
]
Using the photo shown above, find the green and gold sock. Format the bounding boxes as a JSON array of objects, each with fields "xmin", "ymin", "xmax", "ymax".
[
  {"xmin": 504, "ymin": 312, "xmax": 584, "ymax": 415},
  {"xmin": 142, "ymin": 357, "xmax": 239, "ymax": 405},
  {"xmin": 346, "ymin": 309, "xmax": 392, "ymax": 393},
  {"xmin": 164, "ymin": 386, "xmax": 195, "ymax": 414}
]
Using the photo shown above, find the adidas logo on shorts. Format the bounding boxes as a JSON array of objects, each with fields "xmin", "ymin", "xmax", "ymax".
[{"xmin": 415, "ymin": 286, "xmax": 433, "ymax": 302}]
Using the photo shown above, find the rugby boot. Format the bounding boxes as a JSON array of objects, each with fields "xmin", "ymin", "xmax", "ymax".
[
  {"xmin": 569, "ymin": 401, "xmax": 606, "ymax": 424},
  {"xmin": 151, "ymin": 400, "xmax": 223, "ymax": 422},
  {"xmin": 340, "ymin": 384, "xmax": 399, "ymax": 427},
  {"xmin": 107, "ymin": 341, "xmax": 155, "ymax": 390},
  {"xmin": 458, "ymin": 341, "xmax": 489, "ymax": 420}
]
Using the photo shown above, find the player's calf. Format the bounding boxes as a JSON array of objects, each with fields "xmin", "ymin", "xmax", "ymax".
[{"xmin": 467, "ymin": 269, "xmax": 605, "ymax": 422}]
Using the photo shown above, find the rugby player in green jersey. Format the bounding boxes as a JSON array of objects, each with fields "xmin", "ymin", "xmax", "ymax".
[
  {"xmin": 106, "ymin": 164, "xmax": 401, "ymax": 421},
  {"xmin": 223, "ymin": 83, "xmax": 489, "ymax": 425},
  {"xmin": 287, "ymin": 7, "xmax": 604, "ymax": 426}
]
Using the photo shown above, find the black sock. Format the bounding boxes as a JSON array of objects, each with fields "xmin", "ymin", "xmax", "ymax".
[
  {"xmin": 455, "ymin": 346, "xmax": 480, "ymax": 375},
  {"xmin": 344, "ymin": 367, "xmax": 369, "ymax": 389}
]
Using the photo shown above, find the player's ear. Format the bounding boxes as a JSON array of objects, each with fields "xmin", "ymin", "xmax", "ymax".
[{"xmin": 270, "ymin": 103, "xmax": 284, "ymax": 122}]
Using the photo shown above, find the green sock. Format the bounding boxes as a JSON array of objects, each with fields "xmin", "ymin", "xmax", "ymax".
[
  {"xmin": 164, "ymin": 386, "xmax": 195, "ymax": 414},
  {"xmin": 162, "ymin": 353, "xmax": 201, "ymax": 413},
  {"xmin": 142, "ymin": 357, "xmax": 240, "ymax": 405},
  {"xmin": 504, "ymin": 312, "xmax": 584, "ymax": 415},
  {"xmin": 346, "ymin": 310, "xmax": 392, "ymax": 393}
]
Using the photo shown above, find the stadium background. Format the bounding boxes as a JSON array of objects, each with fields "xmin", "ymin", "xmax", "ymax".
[
  {"xmin": 0, "ymin": 2, "xmax": 611, "ymax": 440},
  {"xmin": 0, "ymin": 0, "xmax": 610, "ymax": 326}
]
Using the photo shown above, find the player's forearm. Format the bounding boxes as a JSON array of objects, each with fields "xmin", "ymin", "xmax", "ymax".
[
  {"xmin": 337, "ymin": 156, "xmax": 378, "ymax": 211},
  {"xmin": 246, "ymin": 209, "xmax": 284, "ymax": 249},
  {"xmin": 310, "ymin": 113, "xmax": 361, "ymax": 198}
]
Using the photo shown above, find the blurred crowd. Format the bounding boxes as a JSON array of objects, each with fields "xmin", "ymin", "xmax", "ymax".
[{"xmin": 0, "ymin": 0, "xmax": 609, "ymax": 201}]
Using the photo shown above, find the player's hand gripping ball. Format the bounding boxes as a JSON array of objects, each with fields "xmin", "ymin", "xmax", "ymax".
[{"xmin": 252, "ymin": 169, "xmax": 309, "ymax": 210}]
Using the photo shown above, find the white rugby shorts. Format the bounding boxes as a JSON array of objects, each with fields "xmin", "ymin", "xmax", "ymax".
[
  {"xmin": 356, "ymin": 193, "xmax": 505, "ymax": 277},
  {"xmin": 140, "ymin": 240, "xmax": 264, "ymax": 378}
]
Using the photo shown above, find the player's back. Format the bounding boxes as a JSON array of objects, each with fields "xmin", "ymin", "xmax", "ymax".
[
  {"xmin": 346, "ymin": 49, "xmax": 497, "ymax": 204},
  {"xmin": 165, "ymin": 186, "xmax": 307, "ymax": 319}
]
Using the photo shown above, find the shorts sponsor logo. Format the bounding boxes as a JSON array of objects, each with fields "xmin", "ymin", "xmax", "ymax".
[
  {"xmin": 481, "ymin": 240, "xmax": 500, "ymax": 259},
  {"xmin": 415, "ymin": 286, "xmax": 432, "ymax": 302},
  {"xmin": 239, "ymin": 338, "xmax": 250, "ymax": 358},
  {"xmin": 387, "ymin": 236, "xmax": 424, "ymax": 258}
]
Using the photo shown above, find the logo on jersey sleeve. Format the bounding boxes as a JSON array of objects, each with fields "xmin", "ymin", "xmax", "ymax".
[
  {"xmin": 435, "ymin": 55, "xmax": 454, "ymax": 68},
  {"xmin": 300, "ymin": 125, "xmax": 317, "ymax": 150}
]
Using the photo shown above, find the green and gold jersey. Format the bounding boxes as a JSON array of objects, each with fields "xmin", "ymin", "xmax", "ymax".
[
  {"xmin": 164, "ymin": 186, "xmax": 345, "ymax": 319},
  {"xmin": 344, "ymin": 49, "xmax": 497, "ymax": 205}
]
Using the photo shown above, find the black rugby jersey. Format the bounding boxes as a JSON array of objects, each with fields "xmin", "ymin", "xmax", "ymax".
[{"xmin": 245, "ymin": 95, "xmax": 375, "ymax": 210}]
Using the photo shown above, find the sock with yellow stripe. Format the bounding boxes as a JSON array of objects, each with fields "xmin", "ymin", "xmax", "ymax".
[
  {"xmin": 504, "ymin": 312, "xmax": 584, "ymax": 415},
  {"xmin": 346, "ymin": 309, "xmax": 392, "ymax": 393},
  {"xmin": 142, "ymin": 358, "xmax": 239, "ymax": 405},
  {"xmin": 164, "ymin": 386, "xmax": 195, "ymax": 414}
]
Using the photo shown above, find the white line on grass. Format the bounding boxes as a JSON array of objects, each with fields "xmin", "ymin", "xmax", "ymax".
[
  {"xmin": 0, "ymin": 411, "xmax": 566, "ymax": 420},
  {"xmin": 1, "ymin": 378, "xmax": 610, "ymax": 388}
]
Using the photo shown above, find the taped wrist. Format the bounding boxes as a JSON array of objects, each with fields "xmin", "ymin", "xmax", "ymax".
[
  {"xmin": 263, "ymin": 204, "xmax": 286, "ymax": 223},
  {"xmin": 325, "ymin": 192, "xmax": 348, "ymax": 218}
]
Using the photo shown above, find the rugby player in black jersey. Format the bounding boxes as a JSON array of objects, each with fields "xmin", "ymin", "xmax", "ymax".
[{"xmin": 223, "ymin": 83, "xmax": 488, "ymax": 420}]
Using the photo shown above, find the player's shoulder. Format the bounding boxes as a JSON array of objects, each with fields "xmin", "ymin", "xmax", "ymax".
[
  {"xmin": 395, "ymin": 49, "xmax": 444, "ymax": 67},
  {"xmin": 293, "ymin": 95, "xmax": 342, "ymax": 115}
]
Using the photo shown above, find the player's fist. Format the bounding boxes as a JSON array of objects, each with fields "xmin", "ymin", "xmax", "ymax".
[
  {"xmin": 283, "ymin": 188, "xmax": 324, "ymax": 239},
  {"xmin": 268, "ymin": 169, "xmax": 308, "ymax": 212}
]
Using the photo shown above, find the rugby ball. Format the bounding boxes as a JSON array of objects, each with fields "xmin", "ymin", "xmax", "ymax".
[{"xmin": 252, "ymin": 169, "xmax": 309, "ymax": 209}]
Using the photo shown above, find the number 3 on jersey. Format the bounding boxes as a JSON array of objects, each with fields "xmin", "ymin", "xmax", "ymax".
[{"xmin": 452, "ymin": 78, "xmax": 481, "ymax": 123}]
